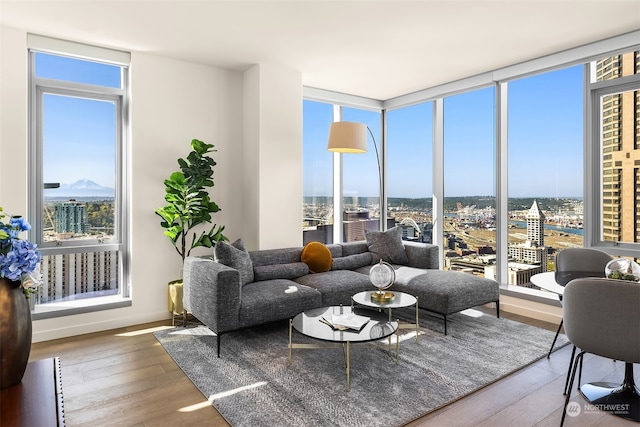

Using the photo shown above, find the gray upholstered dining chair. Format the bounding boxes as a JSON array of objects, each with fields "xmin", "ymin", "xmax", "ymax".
[
  {"xmin": 553, "ymin": 248, "xmax": 612, "ymax": 393},
  {"xmin": 554, "ymin": 247, "xmax": 612, "ymax": 287},
  {"xmin": 560, "ymin": 277, "xmax": 640, "ymax": 426}
]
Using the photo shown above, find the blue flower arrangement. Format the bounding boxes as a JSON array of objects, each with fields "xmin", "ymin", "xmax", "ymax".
[{"xmin": 0, "ymin": 206, "xmax": 42, "ymax": 296}]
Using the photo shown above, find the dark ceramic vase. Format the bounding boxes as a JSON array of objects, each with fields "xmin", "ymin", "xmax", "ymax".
[{"xmin": 0, "ymin": 278, "xmax": 32, "ymax": 388}]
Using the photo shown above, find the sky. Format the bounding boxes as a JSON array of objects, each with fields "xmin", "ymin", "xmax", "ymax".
[
  {"xmin": 39, "ymin": 51, "xmax": 584, "ymax": 199},
  {"xmin": 303, "ymin": 65, "xmax": 584, "ymax": 199},
  {"xmin": 37, "ymin": 52, "xmax": 120, "ymax": 189}
]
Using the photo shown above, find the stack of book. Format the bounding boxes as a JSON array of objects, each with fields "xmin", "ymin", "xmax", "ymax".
[{"xmin": 319, "ymin": 312, "xmax": 370, "ymax": 331}]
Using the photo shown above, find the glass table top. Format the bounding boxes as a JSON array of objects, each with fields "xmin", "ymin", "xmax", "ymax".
[
  {"xmin": 291, "ymin": 306, "xmax": 397, "ymax": 343},
  {"xmin": 352, "ymin": 290, "xmax": 417, "ymax": 309}
]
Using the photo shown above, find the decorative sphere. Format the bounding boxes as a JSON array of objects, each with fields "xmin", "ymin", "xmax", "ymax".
[
  {"xmin": 369, "ymin": 322, "xmax": 394, "ymax": 339},
  {"xmin": 369, "ymin": 261, "xmax": 395, "ymax": 291},
  {"xmin": 605, "ymin": 258, "xmax": 640, "ymax": 282}
]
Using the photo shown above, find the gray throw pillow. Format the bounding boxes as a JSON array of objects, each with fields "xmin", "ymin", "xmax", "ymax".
[
  {"xmin": 365, "ymin": 226, "xmax": 409, "ymax": 265},
  {"xmin": 214, "ymin": 239, "xmax": 254, "ymax": 286}
]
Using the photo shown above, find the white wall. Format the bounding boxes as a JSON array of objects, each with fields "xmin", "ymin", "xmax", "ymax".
[
  {"xmin": 242, "ymin": 66, "xmax": 260, "ymax": 250},
  {"xmin": 243, "ymin": 64, "xmax": 303, "ymax": 250},
  {"xmin": 127, "ymin": 50, "xmax": 244, "ymax": 331},
  {"xmin": 0, "ymin": 27, "xmax": 28, "ymax": 217}
]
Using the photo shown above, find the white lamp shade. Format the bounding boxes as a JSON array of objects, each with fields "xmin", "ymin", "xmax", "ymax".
[{"xmin": 327, "ymin": 122, "xmax": 368, "ymax": 153}]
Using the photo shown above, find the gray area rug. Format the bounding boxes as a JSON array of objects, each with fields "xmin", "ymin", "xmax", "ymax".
[{"xmin": 154, "ymin": 308, "xmax": 568, "ymax": 427}]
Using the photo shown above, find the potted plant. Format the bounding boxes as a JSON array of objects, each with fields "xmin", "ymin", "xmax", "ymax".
[{"xmin": 155, "ymin": 139, "xmax": 227, "ymax": 316}]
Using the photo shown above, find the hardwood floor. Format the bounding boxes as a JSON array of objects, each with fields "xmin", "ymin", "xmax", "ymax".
[{"xmin": 28, "ymin": 309, "xmax": 638, "ymax": 427}]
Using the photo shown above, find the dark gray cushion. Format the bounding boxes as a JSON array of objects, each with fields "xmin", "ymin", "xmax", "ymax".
[
  {"xmin": 403, "ymin": 241, "xmax": 439, "ymax": 270},
  {"xmin": 238, "ymin": 279, "xmax": 322, "ymax": 327},
  {"xmin": 250, "ymin": 247, "xmax": 302, "ymax": 267},
  {"xmin": 341, "ymin": 241, "xmax": 370, "ymax": 256},
  {"xmin": 253, "ymin": 262, "xmax": 309, "ymax": 281},
  {"xmin": 365, "ymin": 226, "xmax": 409, "ymax": 265},
  {"xmin": 395, "ymin": 270, "xmax": 499, "ymax": 315},
  {"xmin": 294, "ymin": 270, "xmax": 372, "ymax": 306},
  {"xmin": 326, "ymin": 244, "xmax": 343, "ymax": 258},
  {"xmin": 332, "ymin": 252, "xmax": 373, "ymax": 271},
  {"xmin": 392, "ymin": 266, "xmax": 433, "ymax": 286},
  {"xmin": 215, "ymin": 239, "xmax": 254, "ymax": 286}
]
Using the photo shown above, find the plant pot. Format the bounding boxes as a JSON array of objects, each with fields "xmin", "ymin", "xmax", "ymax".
[
  {"xmin": 168, "ymin": 280, "xmax": 184, "ymax": 315},
  {"xmin": 0, "ymin": 278, "xmax": 32, "ymax": 388}
]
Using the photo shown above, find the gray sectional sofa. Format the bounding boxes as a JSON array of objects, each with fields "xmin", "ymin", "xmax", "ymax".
[{"xmin": 183, "ymin": 237, "xmax": 500, "ymax": 357}]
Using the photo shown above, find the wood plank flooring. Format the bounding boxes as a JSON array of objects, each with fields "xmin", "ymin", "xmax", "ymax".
[{"xmin": 28, "ymin": 309, "xmax": 638, "ymax": 427}]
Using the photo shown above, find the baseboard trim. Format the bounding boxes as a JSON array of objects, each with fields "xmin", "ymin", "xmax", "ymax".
[{"xmin": 32, "ymin": 310, "xmax": 171, "ymax": 343}]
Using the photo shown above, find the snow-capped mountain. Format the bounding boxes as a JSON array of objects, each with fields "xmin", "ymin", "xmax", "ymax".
[
  {"xmin": 45, "ymin": 179, "xmax": 115, "ymax": 198},
  {"xmin": 63, "ymin": 179, "xmax": 107, "ymax": 190}
]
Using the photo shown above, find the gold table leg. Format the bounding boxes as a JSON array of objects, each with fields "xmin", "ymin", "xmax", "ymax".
[
  {"xmin": 415, "ymin": 297, "xmax": 419, "ymax": 342},
  {"xmin": 396, "ymin": 324, "xmax": 400, "ymax": 363},
  {"xmin": 346, "ymin": 341, "xmax": 350, "ymax": 392},
  {"xmin": 288, "ymin": 319, "xmax": 292, "ymax": 365}
]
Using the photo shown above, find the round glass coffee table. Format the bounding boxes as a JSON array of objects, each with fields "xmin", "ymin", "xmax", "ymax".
[
  {"xmin": 351, "ymin": 290, "xmax": 419, "ymax": 341},
  {"xmin": 289, "ymin": 306, "xmax": 398, "ymax": 392}
]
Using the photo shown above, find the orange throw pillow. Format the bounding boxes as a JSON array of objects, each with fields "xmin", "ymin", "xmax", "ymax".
[{"xmin": 301, "ymin": 242, "xmax": 333, "ymax": 273}]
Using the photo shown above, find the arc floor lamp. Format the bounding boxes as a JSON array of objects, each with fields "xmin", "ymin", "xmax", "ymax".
[{"xmin": 326, "ymin": 121, "xmax": 384, "ymax": 230}]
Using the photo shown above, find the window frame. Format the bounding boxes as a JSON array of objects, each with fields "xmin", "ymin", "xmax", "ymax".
[
  {"xmin": 32, "ymin": 83, "xmax": 124, "ymax": 250},
  {"xmin": 586, "ymin": 70, "xmax": 640, "ymax": 256},
  {"xmin": 27, "ymin": 38, "xmax": 131, "ymax": 318}
]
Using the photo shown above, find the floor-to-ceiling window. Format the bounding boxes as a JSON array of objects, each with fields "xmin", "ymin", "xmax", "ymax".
[
  {"xmin": 386, "ymin": 102, "xmax": 433, "ymax": 243},
  {"xmin": 302, "ymin": 100, "xmax": 334, "ymax": 244},
  {"xmin": 29, "ymin": 36, "xmax": 130, "ymax": 315},
  {"xmin": 442, "ymin": 87, "xmax": 496, "ymax": 275},
  {"xmin": 507, "ymin": 66, "xmax": 584, "ymax": 289},
  {"xmin": 589, "ymin": 50, "xmax": 640, "ymax": 256},
  {"xmin": 341, "ymin": 108, "xmax": 382, "ymax": 242},
  {"xmin": 303, "ymin": 36, "xmax": 639, "ymax": 299}
]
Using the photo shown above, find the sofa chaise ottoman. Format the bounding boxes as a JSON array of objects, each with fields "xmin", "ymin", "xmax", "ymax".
[{"xmin": 183, "ymin": 227, "xmax": 500, "ymax": 356}]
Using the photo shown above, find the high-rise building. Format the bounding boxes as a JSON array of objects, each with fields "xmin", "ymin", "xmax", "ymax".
[
  {"xmin": 526, "ymin": 200, "xmax": 545, "ymax": 247},
  {"xmin": 341, "ymin": 210, "xmax": 395, "ymax": 242},
  {"xmin": 37, "ymin": 250, "xmax": 119, "ymax": 303},
  {"xmin": 485, "ymin": 200, "xmax": 549, "ymax": 287},
  {"xmin": 54, "ymin": 200, "xmax": 89, "ymax": 234},
  {"xmin": 508, "ymin": 200, "xmax": 548, "ymax": 272},
  {"xmin": 598, "ymin": 51, "xmax": 640, "ymax": 244}
]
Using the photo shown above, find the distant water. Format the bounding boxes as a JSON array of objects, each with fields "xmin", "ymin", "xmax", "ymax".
[
  {"xmin": 509, "ymin": 220, "xmax": 583, "ymax": 236},
  {"xmin": 44, "ymin": 196, "xmax": 114, "ymax": 202}
]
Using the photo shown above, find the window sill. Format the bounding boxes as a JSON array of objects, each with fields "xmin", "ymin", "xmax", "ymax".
[
  {"xmin": 31, "ymin": 295, "xmax": 132, "ymax": 320},
  {"xmin": 500, "ymin": 285, "xmax": 562, "ymax": 307}
]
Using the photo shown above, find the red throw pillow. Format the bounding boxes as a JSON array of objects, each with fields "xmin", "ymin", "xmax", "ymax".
[{"xmin": 301, "ymin": 242, "xmax": 333, "ymax": 273}]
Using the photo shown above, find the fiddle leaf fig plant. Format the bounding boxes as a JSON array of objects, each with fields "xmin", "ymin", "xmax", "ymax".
[{"xmin": 155, "ymin": 139, "xmax": 227, "ymax": 262}]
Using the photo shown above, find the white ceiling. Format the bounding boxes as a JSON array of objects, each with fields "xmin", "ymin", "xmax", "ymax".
[{"xmin": 1, "ymin": 0, "xmax": 639, "ymax": 100}]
